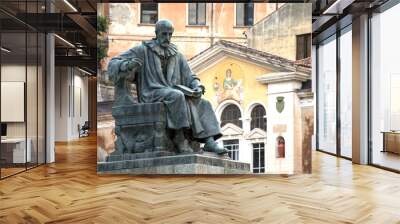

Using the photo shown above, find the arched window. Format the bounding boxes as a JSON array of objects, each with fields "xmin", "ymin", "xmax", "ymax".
[
  {"xmin": 220, "ymin": 104, "xmax": 242, "ymax": 128},
  {"xmin": 250, "ymin": 105, "xmax": 266, "ymax": 131},
  {"xmin": 276, "ymin": 136, "xmax": 285, "ymax": 158}
]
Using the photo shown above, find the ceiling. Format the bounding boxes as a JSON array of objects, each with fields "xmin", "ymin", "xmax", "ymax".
[
  {"xmin": 311, "ymin": 0, "xmax": 390, "ymax": 43},
  {"xmin": 0, "ymin": 0, "xmax": 97, "ymax": 74}
]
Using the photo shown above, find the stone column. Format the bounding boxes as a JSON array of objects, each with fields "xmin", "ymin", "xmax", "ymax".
[
  {"xmin": 352, "ymin": 14, "xmax": 369, "ymax": 165},
  {"xmin": 46, "ymin": 4, "xmax": 55, "ymax": 163},
  {"xmin": 257, "ymin": 72, "xmax": 308, "ymax": 174}
]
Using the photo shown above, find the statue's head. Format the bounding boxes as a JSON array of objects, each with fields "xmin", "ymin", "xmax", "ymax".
[
  {"xmin": 226, "ymin": 69, "xmax": 232, "ymax": 78},
  {"xmin": 155, "ymin": 19, "xmax": 174, "ymax": 48}
]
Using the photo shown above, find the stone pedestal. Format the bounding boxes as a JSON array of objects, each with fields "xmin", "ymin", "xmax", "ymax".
[
  {"xmin": 97, "ymin": 151, "xmax": 251, "ymax": 174},
  {"xmin": 112, "ymin": 102, "xmax": 175, "ymax": 154},
  {"xmin": 104, "ymin": 102, "xmax": 246, "ymax": 174}
]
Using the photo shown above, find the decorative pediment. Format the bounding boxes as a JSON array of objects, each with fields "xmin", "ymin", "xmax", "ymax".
[
  {"xmin": 188, "ymin": 40, "xmax": 310, "ymax": 75},
  {"xmin": 246, "ymin": 128, "xmax": 267, "ymax": 140},
  {"xmin": 256, "ymin": 72, "xmax": 310, "ymax": 84},
  {"xmin": 221, "ymin": 123, "xmax": 244, "ymax": 136}
]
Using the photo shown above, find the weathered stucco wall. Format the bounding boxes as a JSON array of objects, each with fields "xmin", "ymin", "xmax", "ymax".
[
  {"xmin": 248, "ymin": 3, "xmax": 312, "ymax": 61},
  {"xmin": 106, "ymin": 3, "xmax": 276, "ymax": 60},
  {"xmin": 301, "ymin": 104, "xmax": 313, "ymax": 173}
]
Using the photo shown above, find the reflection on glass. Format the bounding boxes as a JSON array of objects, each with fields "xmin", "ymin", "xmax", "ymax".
[
  {"xmin": 38, "ymin": 33, "xmax": 46, "ymax": 165},
  {"xmin": 0, "ymin": 0, "xmax": 47, "ymax": 179},
  {"xmin": 317, "ymin": 35, "xmax": 337, "ymax": 154},
  {"xmin": 1, "ymin": 31, "xmax": 27, "ymax": 177},
  {"xmin": 340, "ymin": 27, "xmax": 352, "ymax": 158},
  {"xmin": 371, "ymin": 4, "xmax": 400, "ymax": 171},
  {"xmin": 27, "ymin": 31, "xmax": 38, "ymax": 169}
]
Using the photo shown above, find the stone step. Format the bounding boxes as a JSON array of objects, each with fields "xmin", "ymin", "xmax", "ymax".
[
  {"xmin": 106, "ymin": 151, "xmax": 176, "ymax": 162},
  {"xmin": 98, "ymin": 153, "xmax": 250, "ymax": 174}
]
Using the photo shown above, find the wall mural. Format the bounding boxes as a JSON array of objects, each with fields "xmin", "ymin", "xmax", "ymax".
[{"xmin": 213, "ymin": 64, "xmax": 244, "ymax": 104}]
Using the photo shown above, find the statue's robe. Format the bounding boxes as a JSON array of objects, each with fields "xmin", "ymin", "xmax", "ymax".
[{"xmin": 108, "ymin": 39, "xmax": 222, "ymax": 142}]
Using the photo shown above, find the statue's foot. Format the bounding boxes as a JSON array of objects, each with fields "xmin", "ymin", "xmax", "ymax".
[
  {"xmin": 204, "ymin": 141, "xmax": 228, "ymax": 155},
  {"xmin": 173, "ymin": 129, "xmax": 193, "ymax": 154},
  {"xmin": 176, "ymin": 139, "xmax": 194, "ymax": 154}
]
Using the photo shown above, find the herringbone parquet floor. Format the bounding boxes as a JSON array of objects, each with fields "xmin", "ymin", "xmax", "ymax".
[{"xmin": 1, "ymin": 135, "xmax": 400, "ymax": 224}]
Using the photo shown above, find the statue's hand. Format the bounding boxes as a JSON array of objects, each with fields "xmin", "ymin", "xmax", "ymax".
[
  {"xmin": 193, "ymin": 85, "xmax": 205, "ymax": 98},
  {"xmin": 120, "ymin": 60, "xmax": 138, "ymax": 72}
]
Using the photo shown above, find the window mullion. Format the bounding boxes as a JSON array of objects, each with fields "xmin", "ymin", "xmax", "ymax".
[{"xmin": 196, "ymin": 3, "xmax": 199, "ymax": 25}]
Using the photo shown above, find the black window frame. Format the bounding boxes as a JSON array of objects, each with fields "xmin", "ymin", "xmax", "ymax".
[
  {"xmin": 223, "ymin": 139, "xmax": 239, "ymax": 161},
  {"xmin": 188, "ymin": 3, "xmax": 206, "ymax": 26},
  {"xmin": 236, "ymin": 3, "xmax": 254, "ymax": 26},
  {"xmin": 220, "ymin": 104, "xmax": 242, "ymax": 128},
  {"xmin": 296, "ymin": 33, "xmax": 312, "ymax": 60},
  {"xmin": 250, "ymin": 105, "xmax": 267, "ymax": 131},
  {"xmin": 140, "ymin": 3, "xmax": 158, "ymax": 25},
  {"xmin": 252, "ymin": 142, "xmax": 265, "ymax": 173}
]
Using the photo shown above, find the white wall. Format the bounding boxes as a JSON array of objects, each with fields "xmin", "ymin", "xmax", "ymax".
[
  {"xmin": 55, "ymin": 67, "xmax": 89, "ymax": 141},
  {"xmin": 1, "ymin": 65, "xmax": 26, "ymax": 129},
  {"xmin": 1, "ymin": 65, "xmax": 27, "ymax": 152},
  {"xmin": 266, "ymin": 82, "xmax": 302, "ymax": 174}
]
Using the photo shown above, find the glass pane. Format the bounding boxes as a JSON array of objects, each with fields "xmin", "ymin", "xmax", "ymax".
[
  {"xmin": 317, "ymin": 35, "xmax": 337, "ymax": 154},
  {"xmin": 236, "ymin": 3, "xmax": 244, "ymax": 26},
  {"xmin": 245, "ymin": 3, "xmax": 254, "ymax": 26},
  {"xmin": 339, "ymin": 27, "xmax": 352, "ymax": 158},
  {"xmin": 27, "ymin": 31, "xmax": 38, "ymax": 169},
  {"xmin": 221, "ymin": 104, "xmax": 242, "ymax": 128},
  {"xmin": 260, "ymin": 143, "xmax": 265, "ymax": 168},
  {"xmin": 188, "ymin": 3, "xmax": 197, "ymax": 25},
  {"xmin": 296, "ymin": 35, "xmax": 305, "ymax": 60},
  {"xmin": 306, "ymin": 35, "xmax": 311, "ymax": 58},
  {"xmin": 371, "ymin": 4, "xmax": 400, "ymax": 171},
  {"xmin": 251, "ymin": 105, "xmax": 266, "ymax": 131},
  {"xmin": 253, "ymin": 148, "xmax": 259, "ymax": 168},
  {"xmin": 38, "ymin": 32, "xmax": 45, "ymax": 164},
  {"xmin": 198, "ymin": 3, "xmax": 206, "ymax": 25},
  {"xmin": 223, "ymin": 139, "xmax": 239, "ymax": 161},
  {"xmin": 1, "ymin": 30, "xmax": 27, "ymax": 177},
  {"xmin": 252, "ymin": 143, "xmax": 264, "ymax": 173},
  {"xmin": 141, "ymin": 3, "xmax": 158, "ymax": 24}
]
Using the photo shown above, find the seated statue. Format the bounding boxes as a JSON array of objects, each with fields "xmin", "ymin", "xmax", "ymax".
[{"xmin": 108, "ymin": 19, "xmax": 227, "ymax": 155}]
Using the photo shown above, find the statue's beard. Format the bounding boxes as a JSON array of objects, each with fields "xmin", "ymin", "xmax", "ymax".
[
  {"xmin": 156, "ymin": 39, "xmax": 170, "ymax": 48},
  {"xmin": 161, "ymin": 42, "xmax": 170, "ymax": 48}
]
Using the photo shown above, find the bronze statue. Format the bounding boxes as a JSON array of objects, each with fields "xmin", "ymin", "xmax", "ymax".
[{"xmin": 108, "ymin": 19, "xmax": 227, "ymax": 155}]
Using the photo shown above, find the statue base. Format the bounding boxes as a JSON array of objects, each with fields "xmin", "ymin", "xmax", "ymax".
[{"xmin": 97, "ymin": 151, "xmax": 251, "ymax": 174}]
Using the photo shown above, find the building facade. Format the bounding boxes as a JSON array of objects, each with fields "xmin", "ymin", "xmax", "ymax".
[
  {"xmin": 248, "ymin": 3, "xmax": 312, "ymax": 61},
  {"xmin": 98, "ymin": 3, "xmax": 312, "ymax": 174},
  {"xmin": 103, "ymin": 3, "xmax": 283, "ymax": 61},
  {"xmin": 189, "ymin": 41, "xmax": 311, "ymax": 174}
]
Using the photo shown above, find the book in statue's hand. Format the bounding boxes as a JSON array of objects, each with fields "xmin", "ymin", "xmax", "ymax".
[{"xmin": 173, "ymin": 85, "xmax": 202, "ymax": 98}]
